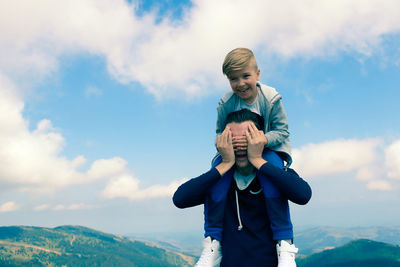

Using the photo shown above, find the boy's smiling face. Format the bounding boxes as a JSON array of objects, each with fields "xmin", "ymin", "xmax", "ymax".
[{"xmin": 228, "ymin": 64, "xmax": 260, "ymax": 104}]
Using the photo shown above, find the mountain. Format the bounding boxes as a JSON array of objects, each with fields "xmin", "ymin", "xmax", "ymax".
[
  {"xmin": 127, "ymin": 231, "xmax": 203, "ymax": 257},
  {"xmin": 295, "ymin": 225, "xmax": 400, "ymax": 255},
  {"xmin": 127, "ymin": 225, "xmax": 400, "ymax": 257},
  {"xmin": 296, "ymin": 239, "xmax": 400, "ymax": 267},
  {"xmin": 2, "ymin": 225, "xmax": 400, "ymax": 266},
  {"xmin": 0, "ymin": 225, "xmax": 195, "ymax": 267}
]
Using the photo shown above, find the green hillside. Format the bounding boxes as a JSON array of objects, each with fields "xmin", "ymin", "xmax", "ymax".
[
  {"xmin": 3, "ymin": 226, "xmax": 400, "ymax": 267},
  {"xmin": 297, "ymin": 239, "xmax": 400, "ymax": 267},
  {"xmin": 0, "ymin": 225, "xmax": 195, "ymax": 267},
  {"xmin": 295, "ymin": 226, "xmax": 400, "ymax": 255}
]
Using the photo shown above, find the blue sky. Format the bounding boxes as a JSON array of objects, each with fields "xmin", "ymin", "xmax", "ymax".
[{"xmin": 1, "ymin": 0, "xmax": 400, "ymax": 236}]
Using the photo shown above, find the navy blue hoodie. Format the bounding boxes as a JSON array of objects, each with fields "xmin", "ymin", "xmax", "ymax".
[{"xmin": 173, "ymin": 163, "xmax": 311, "ymax": 267}]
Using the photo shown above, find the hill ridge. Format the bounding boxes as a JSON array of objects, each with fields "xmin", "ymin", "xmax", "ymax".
[
  {"xmin": 0, "ymin": 225, "xmax": 195, "ymax": 267},
  {"xmin": 297, "ymin": 238, "xmax": 400, "ymax": 267}
]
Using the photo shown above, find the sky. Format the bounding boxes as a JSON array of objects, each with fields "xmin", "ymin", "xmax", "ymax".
[{"xmin": 1, "ymin": 0, "xmax": 400, "ymax": 236}]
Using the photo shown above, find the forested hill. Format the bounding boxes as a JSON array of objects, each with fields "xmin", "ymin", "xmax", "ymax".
[
  {"xmin": 2, "ymin": 225, "xmax": 400, "ymax": 267},
  {"xmin": 297, "ymin": 239, "xmax": 400, "ymax": 267},
  {"xmin": 0, "ymin": 225, "xmax": 195, "ymax": 267}
]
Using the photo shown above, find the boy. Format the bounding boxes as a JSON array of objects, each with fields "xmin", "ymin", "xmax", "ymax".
[{"xmin": 196, "ymin": 48, "xmax": 297, "ymax": 267}]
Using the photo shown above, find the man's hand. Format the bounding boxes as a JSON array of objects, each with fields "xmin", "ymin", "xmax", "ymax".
[
  {"xmin": 215, "ymin": 127, "xmax": 235, "ymax": 176},
  {"xmin": 246, "ymin": 122, "xmax": 267, "ymax": 169}
]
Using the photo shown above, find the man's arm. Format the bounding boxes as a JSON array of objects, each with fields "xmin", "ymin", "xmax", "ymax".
[
  {"xmin": 173, "ymin": 127, "xmax": 235, "ymax": 208},
  {"xmin": 258, "ymin": 163, "xmax": 311, "ymax": 205},
  {"xmin": 172, "ymin": 168, "xmax": 221, "ymax": 208}
]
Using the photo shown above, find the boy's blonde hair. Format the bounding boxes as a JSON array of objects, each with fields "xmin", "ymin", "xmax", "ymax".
[{"xmin": 222, "ymin": 48, "xmax": 258, "ymax": 77}]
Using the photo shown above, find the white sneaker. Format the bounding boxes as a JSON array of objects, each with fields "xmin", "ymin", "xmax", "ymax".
[
  {"xmin": 276, "ymin": 240, "xmax": 298, "ymax": 267},
  {"xmin": 194, "ymin": 236, "xmax": 222, "ymax": 267}
]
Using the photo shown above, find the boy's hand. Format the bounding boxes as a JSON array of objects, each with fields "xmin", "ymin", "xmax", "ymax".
[
  {"xmin": 232, "ymin": 135, "xmax": 247, "ymax": 152},
  {"xmin": 215, "ymin": 127, "xmax": 235, "ymax": 175},
  {"xmin": 246, "ymin": 122, "xmax": 267, "ymax": 169}
]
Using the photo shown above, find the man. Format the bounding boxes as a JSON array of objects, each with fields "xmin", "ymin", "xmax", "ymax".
[{"xmin": 173, "ymin": 109, "xmax": 312, "ymax": 267}]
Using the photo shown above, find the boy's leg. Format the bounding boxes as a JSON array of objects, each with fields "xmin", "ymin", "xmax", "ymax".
[
  {"xmin": 195, "ymin": 153, "xmax": 232, "ymax": 267},
  {"xmin": 204, "ymin": 153, "xmax": 233, "ymax": 241},
  {"xmin": 258, "ymin": 150, "xmax": 297, "ymax": 267},
  {"xmin": 258, "ymin": 150, "xmax": 293, "ymax": 240}
]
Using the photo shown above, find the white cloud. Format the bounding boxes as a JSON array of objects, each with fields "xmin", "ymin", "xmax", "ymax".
[
  {"xmin": 291, "ymin": 138, "xmax": 381, "ymax": 177},
  {"xmin": 34, "ymin": 204, "xmax": 50, "ymax": 211},
  {"xmin": 104, "ymin": 0, "xmax": 400, "ymax": 98},
  {"xmin": 35, "ymin": 203, "xmax": 96, "ymax": 211},
  {"xmin": 102, "ymin": 173, "xmax": 187, "ymax": 200},
  {"xmin": 0, "ymin": 76, "xmax": 128, "ymax": 192},
  {"xmin": 0, "ymin": 73, "xmax": 185, "ymax": 199},
  {"xmin": 1, "ymin": 0, "xmax": 400, "ymax": 98},
  {"xmin": 356, "ymin": 165, "xmax": 382, "ymax": 181},
  {"xmin": 85, "ymin": 86, "xmax": 103, "ymax": 97},
  {"xmin": 0, "ymin": 0, "xmax": 141, "ymax": 79},
  {"xmin": 87, "ymin": 158, "xmax": 127, "ymax": 181},
  {"xmin": 1, "ymin": 0, "xmax": 400, "ymax": 200},
  {"xmin": 53, "ymin": 203, "xmax": 96, "ymax": 211},
  {"xmin": 366, "ymin": 180, "xmax": 393, "ymax": 191},
  {"xmin": 385, "ymin": 139, "xmax": 400, "ymax": 179},
  {"xmin": 0, "ymin": 201, "xmax": 20, "ymax": 212},
  {"xmin": 292, "ymin": 138, "xmax": 400, "ymax": 192}
]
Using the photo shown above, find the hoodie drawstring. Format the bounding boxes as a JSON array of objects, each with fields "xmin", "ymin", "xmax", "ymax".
[{"xmin": 235, "ymin": 190, "xmax": 243, "ymax": 231}]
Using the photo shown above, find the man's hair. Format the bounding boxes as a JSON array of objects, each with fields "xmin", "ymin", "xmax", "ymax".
[
  {"xmin": 225, "ymin": 109, "xmax": 264, "ymax": 132},
  {"xmin": 222, "ymin": 48, "xmax": 258, "ymax": 77}
]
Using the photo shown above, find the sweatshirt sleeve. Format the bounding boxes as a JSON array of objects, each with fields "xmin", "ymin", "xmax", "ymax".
[
  {"xmin": 216, "ymin": 105, "xmax": 225, "ymax": 135},
  {"xmin": 257, "ymin": 163, "xmax": 312, "ymax": 205},
  {"xmin": 172, "ymin": 168, "xmax": 221, "ymax": 209},
  {"xmin": 264, "ymin": 99, "xmax": 290, "ymax": 148},
  {"xmin": 216, "ymin": 92, "xmax": 236, "ymax": 135}
]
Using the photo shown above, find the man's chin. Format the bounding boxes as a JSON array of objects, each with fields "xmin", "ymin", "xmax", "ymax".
[{"xmin": 235, "ymin": 159, "xmax": 250, "ymax": 168}]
